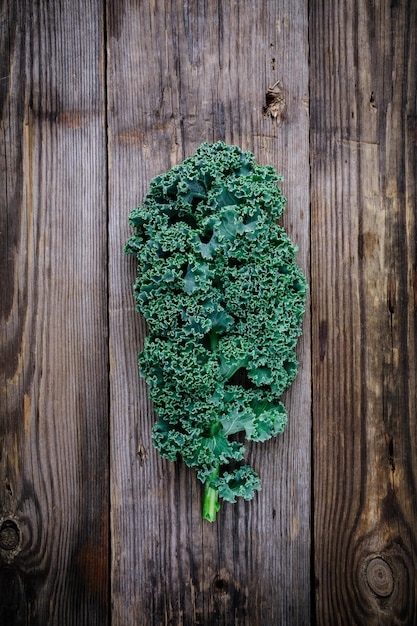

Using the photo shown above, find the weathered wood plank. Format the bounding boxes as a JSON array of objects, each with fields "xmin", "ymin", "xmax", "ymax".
[
  {"xmin": 310, "ymin": 0, "xmax": 417, "ymax": 623},
  {"xmin": 0, "ymin": 1, "xmax": 109, "ymax": 623},
  {"xmin": 108, "ymin": 1, "xmax": 310, "ymax": 624}
]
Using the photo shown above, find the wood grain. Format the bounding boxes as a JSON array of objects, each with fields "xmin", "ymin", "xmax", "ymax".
[
  {"xmin": 4, "ymin": 1, "xmax": 414, "ymax": 623},
  {"xmin": 310, "ymin": 0, "xmax": 417, "ymax": 624},
  {"xmin": 107, "ymin": 0, "xmax": 311, "ymax": 624},
  {"xmin": 0, "ymin": 1, "xmax": 109, "ymax": 623}
]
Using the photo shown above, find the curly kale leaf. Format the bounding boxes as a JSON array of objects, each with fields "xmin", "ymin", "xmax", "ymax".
[{"xmin": 125, "ymin": 141, "xmax": 307, "ymax": 522}]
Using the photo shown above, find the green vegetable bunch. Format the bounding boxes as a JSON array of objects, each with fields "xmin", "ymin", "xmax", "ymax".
[{"xmin": 125, "ymin": 141, "xmax": 306, "ymax": 521}]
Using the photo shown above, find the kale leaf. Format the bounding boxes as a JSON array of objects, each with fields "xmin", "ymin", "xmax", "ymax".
[{"xmin": 125, "ymin": 141, "xmax": 306, "ymax": 521}]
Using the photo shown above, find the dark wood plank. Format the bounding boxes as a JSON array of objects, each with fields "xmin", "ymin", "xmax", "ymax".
[
  {"xmin": 107, "ymin": 1, "xmax": 310, "ymax": 624},
  {"xmin": 310, "ymin": 0, "xmax": 417, "ymax": 623},
  {"xmin": 0, "ymin": 1, "xmax": 109, "ymax": 623}
]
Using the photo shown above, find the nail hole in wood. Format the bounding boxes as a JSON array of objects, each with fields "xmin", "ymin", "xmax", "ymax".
[
  {"xmin": 214, "ymin": 577, "xmax": 227, "ymax": 593},
  {"xmin": 370, "ymin": 91, "xmax": 377, "ymax": 109}
]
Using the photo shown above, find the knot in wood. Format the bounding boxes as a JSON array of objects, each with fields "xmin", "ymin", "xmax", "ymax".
[
  {"xmin": 0, "ymin": 519, "xmax": 20, "ymax": 551},
  {"xmin": 263, "ymin": 80, "xmax": 286, "ymax": 123},
  {"xmin": 366, "ymin": 557, "xmax": 394, "ymax": 597}
]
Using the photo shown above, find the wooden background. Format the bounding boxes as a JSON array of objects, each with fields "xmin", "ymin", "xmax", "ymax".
[{"xmin": 1, "ymin": 1, "xmax": 416, "ymax": 624}]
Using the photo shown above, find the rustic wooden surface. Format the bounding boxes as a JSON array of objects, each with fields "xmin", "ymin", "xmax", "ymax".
[
  {"xmin": 0, "ymin": 0, "xmax": 415, "ymax": 625},
  {"xmin": 310, "ymin": 0, "xmax": 417, "ymax": 624},
  {"xmin": 108, "ymin": 1, "xmax": 310, "ymax": 625},
  {"xmin": 0, "ymin": 1, "xmax": 109, "ymax": 624}
]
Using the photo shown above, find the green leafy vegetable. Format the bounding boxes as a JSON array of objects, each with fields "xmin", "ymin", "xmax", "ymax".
[{"xmin": 125, "ymin": 141, "xmax": 306, "ymax": 522}]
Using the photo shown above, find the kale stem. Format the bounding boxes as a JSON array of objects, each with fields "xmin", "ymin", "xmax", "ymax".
[
  {"xmin": 209, "ymin": 329, "xmax": 219, "ymax": 351},
  {"xmin": 202, "ymin": 463, "xmax": 220, "ymax": 522}
]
